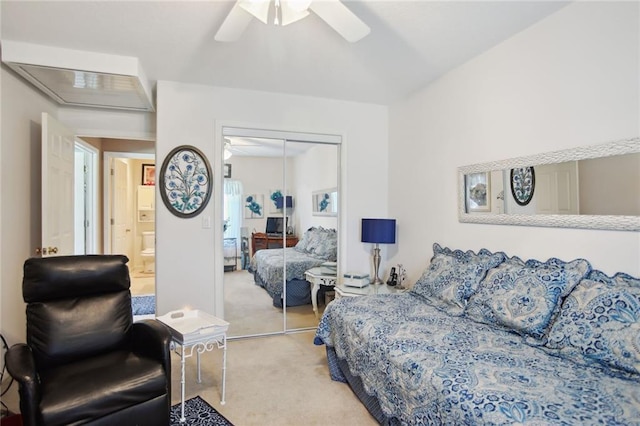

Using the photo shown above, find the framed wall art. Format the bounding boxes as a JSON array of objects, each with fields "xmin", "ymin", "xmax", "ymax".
[
  {"xmin": 141, "ymin": 164, "xmax": 155, "ymax": 185},
  {"xmin": 465, "ymin": 172, "xmax": 491, "ymax": 212},
  {"xmin": 158, "ymin": 145, "xmax": 212, "ymax": 218}
]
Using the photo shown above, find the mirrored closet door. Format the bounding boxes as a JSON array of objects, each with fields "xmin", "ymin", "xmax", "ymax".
[
  {"xmin": 221, "ymin": 128, "xmax": 340, "ymax": 338},
  {"xmin": 284, "ymin": 140, "xmax": 339, "ymax": 332}
]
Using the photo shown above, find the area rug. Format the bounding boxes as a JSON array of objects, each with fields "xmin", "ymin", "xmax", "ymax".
[
  {"xmin": 170, "ymin": 396, "xmax": 234, "ymax": 425},
  {"xmin": 131, "ymin": 294, "xmax": 155, "ymax": 316}
]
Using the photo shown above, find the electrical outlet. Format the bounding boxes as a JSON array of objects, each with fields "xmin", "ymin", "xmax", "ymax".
[{"xmin": 202, "ymin": 216, "xmax": 211, "ymax": 229}]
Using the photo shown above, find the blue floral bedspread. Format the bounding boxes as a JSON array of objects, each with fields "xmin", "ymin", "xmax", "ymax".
[
  {"xmin": 314, "ymin": 293, "xmax": 640, "ymax": 425},
  {"xmin": 250, "ymin": 247, "xmax": 326, "ymax": 296}
]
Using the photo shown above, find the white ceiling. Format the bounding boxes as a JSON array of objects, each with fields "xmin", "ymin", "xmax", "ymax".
[{"xmin": 1, "ymin": 0, "xmax": 569, "ymax": 106}]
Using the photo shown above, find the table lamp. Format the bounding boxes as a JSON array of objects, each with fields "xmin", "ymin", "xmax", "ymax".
[
  {"xmin": 275, "ymin": 196, "xmax": 293, "ymax": 209},
  {"xmin": 361, "ymin": 218, "xmax": 396, "ymax": 284}
]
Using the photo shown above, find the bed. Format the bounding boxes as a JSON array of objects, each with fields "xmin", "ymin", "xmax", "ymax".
[
  {"xmin": 314, "ymin": 244, "xmax": 640, "ymax": 425},
  {"xmin": 249, "ymin": 226, "xmax": 337, "ymax": 307}
]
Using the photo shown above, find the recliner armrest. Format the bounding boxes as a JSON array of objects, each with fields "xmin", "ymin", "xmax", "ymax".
[
  {"xmin": 132, "ymin": 319, "xmax": 172, "ymax": 380},
  {"xmin": 5, "ymin": 344, "xmax": 42, "ymax": 426}
]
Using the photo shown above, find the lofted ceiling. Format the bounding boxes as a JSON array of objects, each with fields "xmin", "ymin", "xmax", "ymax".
[{"xmin": 1, "ymin": 0, "xmax": 570, "ymax": 106}]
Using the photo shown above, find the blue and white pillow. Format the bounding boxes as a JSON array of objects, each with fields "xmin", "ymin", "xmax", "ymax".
[
  {"xmin": 411, "ymin": 243, "xmax": 506, "ymax": 315},
  {"xmin": 312, "ymin": 228, "xmax": 337, "ymax": 261},
  {"xmin": 546, "ymin": 270, "xmax": 640, "ymax": 376},
  {"xmin": 465, "ymin": 256, "xmax": 591, "ymax": 342}
]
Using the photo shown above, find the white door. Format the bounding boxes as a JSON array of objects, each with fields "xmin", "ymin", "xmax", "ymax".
[
  {"xmin": 110, "ymin": 159, "xmax": 133, "ymax": 257},
  {"xmin": 41, "ymin": 113, "xmax": 75, "ymax": 257},
  {"xmin": 535, "ymin": 162, "xmax": 579, "ymax": 215}
]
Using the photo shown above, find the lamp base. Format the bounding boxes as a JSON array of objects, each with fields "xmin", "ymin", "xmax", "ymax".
[{"xmin": 371, "ymin": 245, "xmax": 383, "ymax": 285}]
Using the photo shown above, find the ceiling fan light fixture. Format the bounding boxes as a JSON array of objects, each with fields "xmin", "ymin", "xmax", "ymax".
[
  {"xmin": 280, "ymin": 1, "xmax": 310, "ymax": 26},
  {"xmin": 216, "ymin": 0, "xmax": 369, "ymax": 42},
  {"xmin": 239, "ymin": 0, "xmax": 271, "ymax": 24}
]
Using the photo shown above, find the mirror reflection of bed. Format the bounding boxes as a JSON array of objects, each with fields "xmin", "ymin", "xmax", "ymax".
[{"xmin": 222, "ymin": 131, "xmax": 339, "ymax": 338}]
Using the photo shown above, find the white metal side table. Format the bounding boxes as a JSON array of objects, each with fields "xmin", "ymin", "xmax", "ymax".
[
  {"xmin": 305, "ymin": 266, "xmax": 337, "ymax": 317},
  {"xmin": 157, "ymin": 310, "xmax": 229, "ymax": 423}
]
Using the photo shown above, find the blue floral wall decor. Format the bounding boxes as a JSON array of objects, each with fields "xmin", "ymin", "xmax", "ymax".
[
  {"xmin": 159, "ymin": 145, "xmax": 212, "ymax": 218},
  {"xmin": 244, "ymin": 194, "xmax": 264, "ymax": 219},
  {"xmin": 319, "ymin": 193, "xmax": 330, "ymax": 212},
  {"xmin": 269, "ymin": 189, "xmax": 283, "ymax": 213}
]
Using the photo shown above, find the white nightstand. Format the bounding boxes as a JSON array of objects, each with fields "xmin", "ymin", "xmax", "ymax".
[
  {"xmin": 334, "ymin": 283, "xmax": 407, "ymax": 299},
  {"xmin": 305, "ymin": 267, "xmax": 337, "ymax": 317}
]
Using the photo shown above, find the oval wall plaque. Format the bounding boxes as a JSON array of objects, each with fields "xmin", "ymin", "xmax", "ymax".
[
  {"xmin": 510, "ymin": 167, "xmax": 535, "ymax": 206},
  {"xmin": 159, "ymin": 145, "xmax": 212, "ymax": 218}
]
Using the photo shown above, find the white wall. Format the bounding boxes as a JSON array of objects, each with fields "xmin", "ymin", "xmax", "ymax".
[
  {"xmin": 389, "ymin": 1, "xmax": 640, "ymax": 283},
  {"xmin": 0, "ymin": 67, "xmax": 59, "ymax": 344},
  {"xmin": 155, "ymin": 82, "xmax": 388, "ymax": 317},
  {"xmin": 227, "ymin": 155, "xmax": 291, "ymax": 236}
]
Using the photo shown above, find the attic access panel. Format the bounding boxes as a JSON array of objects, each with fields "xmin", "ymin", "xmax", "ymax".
[
  {"xmin": 2, "ymin": 41, "xmax": 154, "ymax": 112},
  {"xmin": 9, "ymin": 63, "xmax": 154, "ymax": 111}
]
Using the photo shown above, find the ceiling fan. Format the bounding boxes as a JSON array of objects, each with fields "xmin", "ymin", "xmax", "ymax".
[{"xmin": 215, "ymin": 0, "xmax": 370, "ymax": 43}]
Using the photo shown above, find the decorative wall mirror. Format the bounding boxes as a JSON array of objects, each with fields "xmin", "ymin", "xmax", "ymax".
[
  {"xmin": 159, "ymin": 145, "xmax": 212, "ymax": 218},
  {"xmin": 458, "ymin": 138, "xmax": 640, "ymax": 231}
]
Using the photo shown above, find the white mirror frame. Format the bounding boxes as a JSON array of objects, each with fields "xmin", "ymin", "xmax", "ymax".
[{"xmin": 458, "ymin": 137, "xmax": 640, "ymax": 231}]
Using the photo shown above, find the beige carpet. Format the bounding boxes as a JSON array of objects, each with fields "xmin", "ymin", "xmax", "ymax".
[
  {"xmin": 224, "ymin": 270, "xmax": 327, "ymax": 337},
  {"xmin": 171, "ymin": 331, "xmax": 378, "ymax": 425}
]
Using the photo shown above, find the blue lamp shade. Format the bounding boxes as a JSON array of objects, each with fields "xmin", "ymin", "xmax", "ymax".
[
  {"xmin": 361, "ymin": 218, "xmax": 396, "ymax": 244},
  {"xmin": 275, "ymin": 196, "xmax": 293, "ymax": 209}
]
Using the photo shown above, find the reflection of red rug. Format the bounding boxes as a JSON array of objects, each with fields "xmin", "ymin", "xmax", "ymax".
[{"xmin": 1, "ymin": 414, "xmax": 23, "ymax": 426}]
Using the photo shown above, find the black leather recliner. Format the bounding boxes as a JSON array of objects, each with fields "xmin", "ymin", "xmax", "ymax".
[{"xmin": 5, "ymin": 255, "xmax": 172, "ymax": 426}]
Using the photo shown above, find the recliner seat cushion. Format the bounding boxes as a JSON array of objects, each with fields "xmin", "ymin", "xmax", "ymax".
[{"xmin": 38, "ymin": 350, "xmax": 167, "ymax": 426}]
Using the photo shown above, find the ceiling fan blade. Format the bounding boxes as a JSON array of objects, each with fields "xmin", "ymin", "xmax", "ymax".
[
  {"xmin": 309, "ymin": 0, "xmax": 370, "ymax": 42},
  {"xmin": 215, "ymin": 1, "xmax": 254, "ymax": 42}
]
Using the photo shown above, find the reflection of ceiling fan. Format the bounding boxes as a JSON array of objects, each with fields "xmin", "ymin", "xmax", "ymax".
[{"xmin": 215, "ymin": 0, "xmax": 370, "ymax": 43}]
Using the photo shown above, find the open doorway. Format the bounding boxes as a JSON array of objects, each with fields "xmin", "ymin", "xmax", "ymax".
[
  {"xmin": 73, "ymin": 136, "xmax": 156, "ymax": 298},
  {"xmin": 103, "ymin": 150, "xmax": 155, "ymax": 296}
]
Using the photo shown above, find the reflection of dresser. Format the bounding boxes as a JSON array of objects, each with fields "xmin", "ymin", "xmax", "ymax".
[
  {"xmin": 251, "ymin": 233, "xmax": 298, "ymax": 256},
  {"xmin": 223, "ymin": 238, "xmax": 237, "ymax": 271}
]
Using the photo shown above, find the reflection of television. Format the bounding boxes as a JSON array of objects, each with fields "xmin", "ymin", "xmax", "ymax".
[{"xmin": 266, "ymin": 217, "xmax": 287, "ymax": 234}]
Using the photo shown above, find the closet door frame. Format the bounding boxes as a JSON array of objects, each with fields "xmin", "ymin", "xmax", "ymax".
[{"xmin": 216, "ymin": 124, "xmax": 342, "ymax": 338}]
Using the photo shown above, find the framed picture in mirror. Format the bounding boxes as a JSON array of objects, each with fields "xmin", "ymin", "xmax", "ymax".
[
  {"xmin": 465, "ymin": 172, "xmax": 491, "ymax": 212},
  {"xmin": 312, "ymin": 188, "xmax": 338, "ymax": 216}
]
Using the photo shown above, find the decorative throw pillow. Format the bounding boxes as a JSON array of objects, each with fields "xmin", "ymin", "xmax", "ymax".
[
  {"xmin": 304, "ymin": 227, "xmax": 325, "ymax": 253},
  {"xmin": 312, "ymin": 228, "xmax": 337, "ymax": 261},
  {"xmin": 546, "ymin": 270, "xmax": 640, "ymax": 375},
  {"xmin": 411, "ymin": 243, "xmax": 506, "ymax": 315},
  {"xmin": 294, "ymin": 227, "xmax": 316, "ymax": 253},
  {"xmin": 465, "ymin": 256, "xmax": 591, "ymax": 342}
]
